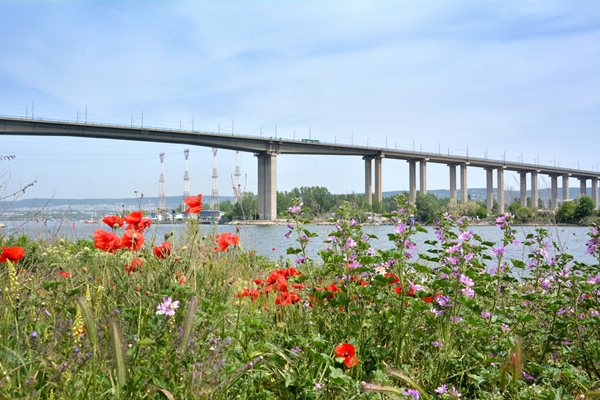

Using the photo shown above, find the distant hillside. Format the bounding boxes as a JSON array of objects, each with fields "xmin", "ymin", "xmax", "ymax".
[
  {"xmin": 0, "ymin": 195, "xmax": 235, "ymax": 212},
  {"xmin": 1, "ymin": 187, "xmax": 591, "ymax": 213},
  {"xmin": 383, "ymin": 188, "xmax": 590, "ymax": 203}
]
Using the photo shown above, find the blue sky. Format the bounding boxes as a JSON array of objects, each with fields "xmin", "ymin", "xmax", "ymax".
[{"xmin": 1, "ymin": 0, "xmax": 599, "ymax": 200}]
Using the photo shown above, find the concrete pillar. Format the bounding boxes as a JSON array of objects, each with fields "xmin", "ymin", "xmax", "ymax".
[
  {"xmin": 520, "ymin": 172, "xmax": 527, "ymax": 207},
  {"xmin": 460, "ymin": 163, "xmax": 468, "ymax": 203},
  {"xmin": 256, "ymin": 153, "xmax": 277, "ymax": 220},
  {"xmin": 562, "ymin": 175, "xmax": 569, "ymax": 203},
  {"xmin": 449, "ymin": 164, "xmax": 457, "ymax": 204},
  {"xmin": 580, "ymin": 178, "xmax": 587, "ymax": 196},
  {"xmin": 419, "ymin": 160, "xmax": 427, "ymax": 195},
  {"xmin": 374, "ymin": 156, "xmax": 383, "ymax": 205},
  {"xmin": 486, "ymin": 168, "xmax": 494, "ymax": 214},
  {"xmin": 550, "ymin": 175, "xmax": 558, "ymax": 210},
  {"xmin": 497, "ymin": 168, "xmax": 505, "ymax": 214},
  {"xmin": 531, "ymin": 171, "xmax": 539, "ymax": 209},
  {"xmin": 364, "ymin": 157, "xmax": 372, "ymax": 205},
  {"xmin": 408, "ymin": 160, "xmax": 416, "ymax": 203},
  {"xmin": 592, "ymin": 178, "xmax": 598, "ymax": 209}
]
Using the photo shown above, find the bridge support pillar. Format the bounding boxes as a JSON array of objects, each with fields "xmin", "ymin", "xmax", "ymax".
[
  {"xmin": 364, "ymin": 157, "xmax": 372, "ymax": 206},
  {"xmin": 460, "ymin": 163, "xmax": 468, "ymax": 203},
  {"xmin": 520, "ymin": 172, "xmax": 527, "ymax": 207},
  {"xmin": 408, "ymin": 160, "xmax": 417, "ymax": 203},
  {"xmin": 448, "ymin": 164, "xmax": 457, "ymax": 204},
  {"xmin": 531, "ymin": 171, "xmax": 539, "ymax": 209},
  {"xmin": 562, "ymin": 175, "xmax": 569, "ymax": 204},
  {"xmin": 580, "ymin": 178, "xmax": 587, "ymax": 196},
  {"xmin": 374, "ymin": 156, "xmax": 383, "ymax": 205},
  {"xmin": 592, "ymin": 178, "xmax": 598, "ymax": 209},
  {"xmin": 257, "ymin": 153, "xmax": 277, "ymax": 220},
  {"xmin": 550, "ymin": 175, "xmax": 558, "ymax": 210},
  {"xmin": 486, "ymin": 168, "xmax": 494, "ymax": 214},
  {"xmin": 497, "ymin": 168, "xmax": 505, "ymax": 214},
  {"xmin": 419, "ymin": 160, "xmax": 427, "ymax": 195}
]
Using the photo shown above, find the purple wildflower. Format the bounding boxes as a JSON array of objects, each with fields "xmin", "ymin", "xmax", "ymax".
[
  {"xmin": 481, "ymin": 310, "xmax": 492, "ymax": 319},
  {"xmin": 458, "ymin": 230, "xmax": 472, "ymax": 241},
  {"xmin": 395, "ymin": 223, "xmax": 406, "ymax": 234},
  {"xmin": 156, "ymin": 297, "xmax": 180, "ymax": 317},
  {"xmin": 491, "ymin": 246, "xmax": 505, "ymax": 257},
  {"xmin": 459, "ymin": 274, "xmax": 474, "ymax": 287},
  {"xmin": 288, "ymin": 203, "xmax": 303, "ymax": 214},
  {"xmin": 434, "ymin": 384, "xmax": 447, "ymax": 395},
  {"xmin": 402, "ymin": 389, "xmax": 420, "ymax": 399}
]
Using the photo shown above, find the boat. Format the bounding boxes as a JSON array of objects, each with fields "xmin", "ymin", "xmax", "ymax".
[{"xmin": 198, "ymin": 210, "xmax": 224, "ymax": 224}]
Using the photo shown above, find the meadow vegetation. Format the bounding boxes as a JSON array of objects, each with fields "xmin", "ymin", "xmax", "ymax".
[{"xmin": 0, "ymin": 194, "xmax": 599, "ymax": 399}]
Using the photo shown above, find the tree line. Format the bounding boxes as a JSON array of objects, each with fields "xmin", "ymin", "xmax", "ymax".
[{"xmin": 214, "ymin": 186, "xmax": 598, "ymax": 224}]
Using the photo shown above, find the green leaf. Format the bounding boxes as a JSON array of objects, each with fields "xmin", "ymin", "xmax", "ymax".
[{"xmin": 43, "ymin": 281, "xmax": 61, "ymax": 290}]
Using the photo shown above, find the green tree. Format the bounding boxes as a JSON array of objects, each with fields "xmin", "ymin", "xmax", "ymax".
[
  {"xmin": 232, "ymin": 192, "xmax": 258, "ymax": 220},
  {"xmin": 508, "ymin": 201, "xmax": 535, "ymax": 223},
  {"xmin": 574, "ymin": 195, "xmax": 594, "ymax": 222},
  {"xmin": 556, "ymin": 200, "xmax": 576, "ymax": 223},
  {"xmin": 415, "ymin": 193, "xmax": 442, "ymax": 223}
]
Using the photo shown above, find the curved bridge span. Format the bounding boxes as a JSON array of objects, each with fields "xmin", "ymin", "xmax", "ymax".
[{"xmin": 1, "ymin": 116, "xmax": 598, "ymax": 220}]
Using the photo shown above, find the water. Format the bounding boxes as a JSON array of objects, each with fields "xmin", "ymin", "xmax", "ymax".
[{"xmin": 1, "ymin": 220, "xmax": 596, "ymax": 264}]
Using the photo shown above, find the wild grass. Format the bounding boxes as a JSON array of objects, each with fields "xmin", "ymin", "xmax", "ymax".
[{"xmin": 0, "ymin": 197, "xmax": 598, "ymax": 399}]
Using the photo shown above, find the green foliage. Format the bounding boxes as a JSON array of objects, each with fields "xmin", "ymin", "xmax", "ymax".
[
  {"xmin": 1, "ymin": 212, "xmax": 599, "ymax": 399},
  {"xmin": 508, "ymin": 201, "xmax": 535, "ymax": 223},
  {"xmin": 557, "ymin": 195, "xmax": 594, "ymax": 224}
]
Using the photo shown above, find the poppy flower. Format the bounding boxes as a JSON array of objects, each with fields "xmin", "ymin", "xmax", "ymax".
[
  {"xmin": 121, "ymin": 229, "xmax": 145, "ymax": 251},
  {"xmin": 93, "ymin": 230, "xmax": 122, "ymax": 253},
  {"xmin": 184, "ymin": 194, "xmax": 203, "ymax": 214},
  {"xmin": 153, "ymin": 241, "xmax": 172, "ymax": 259},
  {"xmin": 275, "ymin": 291, "xmax": 301, "ymax": 306},
  {"xmin": 58, "ymin": 270, "xmax": 71, "ymax": 279},
  {"xmin": 0, "ymin": 246, "xmax": 25, "ymax": 263},
  {"xmin": 324, "ymin": 283, "xmax": 341, "ymax": 299},
  {"xmin": 216, "ymin": 232, "xmax": 240, "ymax": 251},
  {"xmin": 237, "ymin": 288, "xmax": 260, "ymax": 300},
  {"xmin": 102, "ymin": 215, "xmax": 124, "ymax": 229},
  {"xmin": 335, "ymin": 343, "xmax": 358, "ymax": 368},
  {"xmin": 124, "ymin": 211, "xmax": 143, "ymax": 226},
  {"xmin": 125, "ymin": 257, "xmax": 144, "ymax": 274},
  {"xmin": 124, "ymin": 211, "xmax": 152, "ymax": 232}
]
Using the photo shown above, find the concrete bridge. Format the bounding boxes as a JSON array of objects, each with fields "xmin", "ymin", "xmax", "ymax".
[{"xmin": 1, "ymin": 116, "xmax": 599, "ymax": 220}]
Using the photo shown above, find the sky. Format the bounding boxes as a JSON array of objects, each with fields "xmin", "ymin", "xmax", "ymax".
[{"xmin": 1, "ymin": 0, "xmax": 599, "ymax": 201}]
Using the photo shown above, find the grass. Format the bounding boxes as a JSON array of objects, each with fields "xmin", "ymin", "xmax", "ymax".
[{"xmin": 0, "ymin": 198, "xmax": 599, "ymax": 399}]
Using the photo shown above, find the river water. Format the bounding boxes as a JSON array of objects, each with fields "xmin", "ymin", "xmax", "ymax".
[{"xmin": 1, "ymin": 219, "xmax": 597, "ymax": 265}]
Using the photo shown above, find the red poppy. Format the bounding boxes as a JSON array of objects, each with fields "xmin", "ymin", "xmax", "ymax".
[
  {"xmin": 121, "ymin": 229, "xmax": 145, "ymax": 251},
  {"xmin": 125, "ymin": 257, "xmax": 144, "ymax": 274},
  {"xmin": 216, "ymin": 232, "xmax": 240, "ymax": 251},
  {"xmin": 324, "ymin": 283, "xmax": 341, "ymax": 299},
  {"xmin": 0, "ymin": 246, "xmax": 25, "ymax": 263},
  {"xmin": 184, "ymin": 194, "xmax": 203, "ymax": 214},
  {"xmin": 102, "ymin": 215, "xmax": 124, "ymax": 229},
  {"xmin": 93, "ymin": 230, "xmax": 122, "ymax": 253},
  {"xmin": 136, "ymin": 217, "xmax": 152, "ymax": 232},
  {"xmin": 58, "ymin": 270, "xmax": 71, "ymax": 279},
  {"xmin": 275, "ymin": 291, "xmax": 301, "ymax": 305},
  {"xmin": 237, "ymin": 288, "xmax": 260, "ymax": 300},
  {"xmin": 335, "ymin": 343, "xmax": 359, "ymax": 368},
  {"xmin": 384, "ymin": 273, "xmax": 399, "ymax": 284},
  {"xmin": 124, "ymin": 211, "xmax": 143, "ymax": 226},
  {"xmin": 124, "ymin": 211, "xmax": 152, "ymax": 232},
  {"xmin": 153, "ymin": 241, "xmax": 172, "ymax": 259},
  {"xmin": 394, "ymin": 286, "xmax": 415, "ymax": 296}
]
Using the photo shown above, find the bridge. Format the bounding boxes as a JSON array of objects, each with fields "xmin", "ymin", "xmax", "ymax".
[{"xmin": 1, "ymin": 116, "xmax": 599, "ymax": 220}]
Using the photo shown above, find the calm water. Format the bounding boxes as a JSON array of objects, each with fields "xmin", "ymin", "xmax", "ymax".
[{"xmin": 1, "ymin": 219, "xmax": 596, "ymax": 264}]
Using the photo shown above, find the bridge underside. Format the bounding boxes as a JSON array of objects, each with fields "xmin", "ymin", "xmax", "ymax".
[{"xmin": 1, "ymin": 117, "xmax": 599, "ymax": 220}]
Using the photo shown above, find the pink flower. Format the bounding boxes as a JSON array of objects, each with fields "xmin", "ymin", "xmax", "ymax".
[{"xmin": 156, "ymin": 297, "xmax": 179, "ymax": 317}]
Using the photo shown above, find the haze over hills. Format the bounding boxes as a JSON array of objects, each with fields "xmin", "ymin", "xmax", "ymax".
[{"xmin": 1, "ymin": 187, "xmax": 590, "ymax": 214}]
